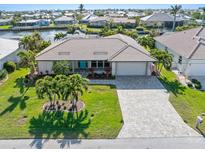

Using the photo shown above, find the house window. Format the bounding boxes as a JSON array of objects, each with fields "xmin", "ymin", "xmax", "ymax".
[
  {"xmin": 178, "ymin": 56, "xmax": 182, "ymax": 64},
  {"xmin": 98, "ymin": 61, "xmax": 103, "ymax": 68},
  {"xmin": 91, "ymin": 61, "xmax": 97, "ymax": 68},
  {"xmin": 104, "ymin": 61, "xmax": 110, "ymax": 68}
]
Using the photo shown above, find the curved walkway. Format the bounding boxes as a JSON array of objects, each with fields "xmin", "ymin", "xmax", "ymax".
[{"xmin": 91, "ymin": 76, "xmax": 200, "ymax": 138}]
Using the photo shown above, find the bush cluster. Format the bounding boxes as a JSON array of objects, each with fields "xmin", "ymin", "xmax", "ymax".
[{"xmin": 3, "ymin": 61, "xmax": 16, "ymax": 73}]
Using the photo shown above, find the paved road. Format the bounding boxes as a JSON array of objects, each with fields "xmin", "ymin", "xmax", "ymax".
[{"xmin": 0, "ymin": 137, "xmax": 205, "ymax": 149}]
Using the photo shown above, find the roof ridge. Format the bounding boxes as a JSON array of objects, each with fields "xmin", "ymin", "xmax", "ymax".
[
  {"xmin": 194, "ymin": 26, "xmax": 203, "ymax": 37},
  {"xmin": 108, "ymin": 45, "xmax": 129, "ymax": 61},
  {"xmin": 126, "ymin": 45, "xmax": 156, "ymax": 60},
  {"xmin": 109, "ymin": 44, "xmax": 155, "ymax": 61},
  {"xmin": 188, "ymin": 41, "xmax": 201, "ymax": 59}
]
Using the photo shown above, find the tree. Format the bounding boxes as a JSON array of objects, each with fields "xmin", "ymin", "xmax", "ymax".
[
  {"xmin": 192, "ymin": 12, "xmax": 201, "ymax": 19},
  {"xmin": 150, "ymin": 49, "xmax": 173, "ymax": 73},
  {"xmin": 79, "ymin": 4, "xmax": 84, "ymax": 13},
  {"xmin": 68, "ymin": 74, "xmax": 89, "ymax": 113},
  {"xmin": 17, "ymin": 50, "xmax": 36, "ymax": 75},
  {"xmin": 135, "ymin": 16, "xmax": 140, "ymax": 27},
  {"xmin": 19, "ymin": 31, "xmax": 50, "ymax": 53},
  {"xmin": 116, "ymin": 25, "xmax": 124, "ymax": 33},
  {"xmin": 200, "ymin": 7, "xmax": 205, "ymax": 26},
  {"xmin": 35, "ymin": 76, "xmax": 54, "ymax": 104},
  {"xmin": 170, "ymin": 5, "xmax": 182, "ymax": 32},
  {"xmin": 35, "ymin": 74, "xmax": 89, "ymax": 114},
  {"xmin": 52, "ymin": 61, "xmax": 71, "ymax": 75},
  {"xmin": 138, "ymin": 35, "xmax": 155, "ymax": 49},
  {"xmin": 3, "ymin": 61, "xmax": 16, "ymax": 73},
  {"xmin": 54, "ymin": 32, "xmax": 67, "ymax": 41}
]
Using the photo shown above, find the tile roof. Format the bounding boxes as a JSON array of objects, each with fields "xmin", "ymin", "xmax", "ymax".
[
  {"xmin": 154, "ymin": 27, "xmax": 205, "ymax": 59},
  {"xmin": 141, "ymin": 12, "xmax": 183, "ymax": 22},
  {"xmin": 36, "ymin": 34, "xmax": 155, "ymax": 62}
]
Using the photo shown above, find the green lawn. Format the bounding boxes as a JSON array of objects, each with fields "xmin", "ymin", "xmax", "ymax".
[
  {"xmin": 0, "ymin": 25, "xmax": 12, "ymax": 29},
  {"xmin": 159, "ymin": 68, "xmax": 205, "ymax": 134},
  {"xmin": 0, "ymin": 69, "xmax": 123, "ymax": 139}
]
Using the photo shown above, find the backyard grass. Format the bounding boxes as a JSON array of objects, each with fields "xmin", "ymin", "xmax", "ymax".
[
  {"xmin": 0, "ymin": 68, "xmax": 123, "ymax": 139},
  {"xmin": 0, "ymin": 25, "xmax": 12, "ymax": 29},
  {"xmin": 159, "ymin": 68, "xmax": 205, "ymax": 135}
]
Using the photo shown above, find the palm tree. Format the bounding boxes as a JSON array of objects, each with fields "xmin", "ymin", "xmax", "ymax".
[
  {"xmin": 150, "ymin": 49, "xmax": 173, "ymax": 73},
  {"xmin": 116, "ymin": 25, "xmax": 124, "ymax": 34},
  {"xmin": 35, "ymin": 76, "xmax": 53, "ymax": 105},
  {"xmin": 79, "ymin": 4, "xmax": 84, "ymax": 13},
  {"xmin": 19, "ymin": 31, "xmax": 50, "ymax": 52},
  {"xmin": 68, "ymin": 74, "xmax": 89, "ymax": 115},
  {"xmin": 17, "ymin": 50, "xmax": 36, "ymax": 75},
  {"xmin": 170, "ymin": 5, "xmax": 182, "ymax": 32}
]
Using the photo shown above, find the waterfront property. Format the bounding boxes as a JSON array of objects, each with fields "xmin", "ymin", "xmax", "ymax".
[
  {"xmin": 54, "ymin": 16, "xmax": 76, "ymax": 25},
  {"xmin": 0, "ymin": 18, "xmax": 12, "ymax": 26},
  {"xmin": 0, "ymin": 38, "xmax": 22, "ymax": 69},
  {"xmin": 155, "ymin": 27, "xmax": 205, "ymax": 76},
  {"xmin": 15, "ymin": 19, "xmax": 50, "ymax": 27},
  {"xmin": 35, "ymin": 34, "xmax": 156, "ymax": 76},
  {"xmin": 88, "ymin": 17, "xmax": 110, "ymax": 27}
]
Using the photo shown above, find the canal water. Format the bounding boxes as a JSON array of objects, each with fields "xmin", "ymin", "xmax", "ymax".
[{"xmin": 0, "ymin": 29, "xmax": 98, "ymax": 42}]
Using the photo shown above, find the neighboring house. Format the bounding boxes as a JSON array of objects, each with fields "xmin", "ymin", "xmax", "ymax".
[
  {"xmin": 0, "ymin": 18, "xmax": 12, "ymax": 26},
  {"xmin": 140, "ymin": 12, "xmax": 184, "ymax": 28},
  {"xmin": 0, "ymin": 38, "xmax": 22, "ymax": 69},
  {"xmin": 111, "ymin": 18, "xmax": 136, "ymax": 28},
  {"xmin": 15, "ymin": 19, "xmax": 50, "ymax": 27},
  {"xmin": 54, "ymin": 16, "xmax": 76, "ymax": 25},
  {"xmin": 36, "ymin": 34, "xmax": 155, "ymax": 76},
  {"xmin": 126, "ymin": 12, "xmax": 145, "ymax": 18},
  {"xmin": 88, "ymin": 17, "xmax": 110, "ymax": 27},
  {"xmin": 154, "ymin": 27, "xmax": 205, "ymax": 76},
  {"xmin": 80, "ymin": 14, "xmax": 97, "ymax": 23}
]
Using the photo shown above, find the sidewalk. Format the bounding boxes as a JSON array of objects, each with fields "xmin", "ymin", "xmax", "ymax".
[{"xmin": 0, "ymin": 137, "xmax": 205, "ymax": 149}]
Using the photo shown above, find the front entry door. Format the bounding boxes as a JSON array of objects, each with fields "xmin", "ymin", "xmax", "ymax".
[{"xmin": 78, "ymin": 61, "xmax": 88, "ymax": 69}]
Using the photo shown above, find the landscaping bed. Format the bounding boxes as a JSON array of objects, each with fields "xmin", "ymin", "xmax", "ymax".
[{"xmin": 0, "ymin": 68, "xmax": 123, "ymax": 139}]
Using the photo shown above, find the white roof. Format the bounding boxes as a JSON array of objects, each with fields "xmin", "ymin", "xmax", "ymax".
[{"xmin": 0, "ymin": 38, "xmax": 19, "ymax": 59}]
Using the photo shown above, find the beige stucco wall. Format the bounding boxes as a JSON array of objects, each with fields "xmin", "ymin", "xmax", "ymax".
[
  {"xmin": 37, "ymin": 61, "xmax": 53, "ymax": 74},
  {"xmin": 0, "ymin": 48, "xmax": 21, "ymax": 69}
]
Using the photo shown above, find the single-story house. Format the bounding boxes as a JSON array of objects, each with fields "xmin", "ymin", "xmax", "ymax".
[
  {"xmin": 54, "ymin": 16, "xmax": 76, "ymax": 25},
  {"xmin": 111, "ymin": 18, "xmax": 136, "ymax": 28},
  {"xmin": 0, "ymin": 18, "xmax": 12, "ymax": 26},
  {"xmin": 88, "ymin": 17, "xmax": 110, "ymax": 27},
  {"xmin": 15, "ymin": 19, "xmax": 50, "ymax": 27},
  {"xmin": 140, "ymin": 12, "xmax": 184, "ymax": 28},
  {"xmin": 154, "ymin": 26, "xmax": 205, "ymax": 76},
  {"xmin": 80, "ymin": 14, "xmax": 97, "ymax": 23},
  {"xmin": 0, "ymin": 38, "xmax": 22, "ymax": 69},
  {"xmin": 36, "ymin": 34, "xmax": 156, "ymax": 76}
]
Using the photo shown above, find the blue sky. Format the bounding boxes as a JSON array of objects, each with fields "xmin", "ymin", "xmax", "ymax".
[{"xmin": 0, "ymin": 4, "xmax": 204, "ymax": 11}]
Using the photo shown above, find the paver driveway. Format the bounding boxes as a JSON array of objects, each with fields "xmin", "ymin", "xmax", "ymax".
[{"xmin": 90, "ymin": 76, "xmax": 199, "ymax": 138}]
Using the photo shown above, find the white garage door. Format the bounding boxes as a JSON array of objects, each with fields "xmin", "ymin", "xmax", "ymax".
[
  {"xmin": 116, "ymin": 62, "xmax": 147, "ymax": 76},
  {"xmin": 188, "ymin": 63, "xmax": 205, "ymax": 76}
]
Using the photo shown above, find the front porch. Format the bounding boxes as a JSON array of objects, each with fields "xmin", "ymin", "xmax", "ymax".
[{"xmin": 71, "ymin": 60, "xmax": 112, "ymax": 79}]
